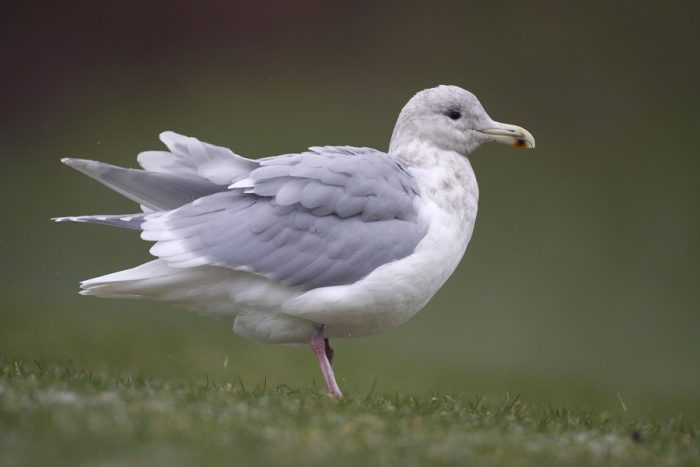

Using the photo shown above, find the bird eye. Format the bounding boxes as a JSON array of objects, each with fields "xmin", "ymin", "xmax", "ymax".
[{"xmin": 447, "ymin": 110, "xmax": 462, "ymax": 120}]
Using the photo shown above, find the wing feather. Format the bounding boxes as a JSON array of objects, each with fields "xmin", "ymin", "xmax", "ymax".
[
  {"xmin": 139, "ymin": 131, "xmax": 258, "ymax": 185},
  {"xmin": 143, "ymin": 146, "xmax": 427, "ymax": 289}
]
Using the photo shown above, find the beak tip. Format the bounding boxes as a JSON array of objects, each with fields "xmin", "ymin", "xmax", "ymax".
[{"xmin": 512, "ymin": 139, "xmax": 535, "ymax": 149}]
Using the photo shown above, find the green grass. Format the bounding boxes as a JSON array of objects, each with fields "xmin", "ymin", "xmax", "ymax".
[{"xmin": 1, "ymin": 359, "xmax": 696, "ymax": 466}]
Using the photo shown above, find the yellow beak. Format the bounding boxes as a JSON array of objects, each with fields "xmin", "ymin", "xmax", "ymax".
[{"xmin": 479, "ymin": 123, "xmax": 536, "ymax": 149}]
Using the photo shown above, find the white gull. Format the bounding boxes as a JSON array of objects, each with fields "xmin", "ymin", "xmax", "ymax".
[{"xmin": 54, "ymin": 85, "xmax": 535, "ymax": 399}]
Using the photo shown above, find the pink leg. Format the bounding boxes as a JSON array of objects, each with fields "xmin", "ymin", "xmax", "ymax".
[
  {"xmin": 310, "ymin": 325, "xmax": 343, "ymax": 399},
  {"xmin": 324, "ymin": 338, "xmax": 334, "ymax": 366}
]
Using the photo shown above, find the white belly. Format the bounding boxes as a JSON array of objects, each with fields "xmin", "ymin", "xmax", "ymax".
[{"xmin": 281, "ymin": 193, "xmax": 477, "ymax": 339}]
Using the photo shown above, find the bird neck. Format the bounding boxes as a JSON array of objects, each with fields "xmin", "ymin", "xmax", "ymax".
[{"xmin": 390, "ymin": 140, "xmax": 479, "ymax": 226}]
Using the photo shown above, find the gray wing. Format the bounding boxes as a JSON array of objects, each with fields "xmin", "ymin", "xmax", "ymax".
[
  {"xmin": 58, "ymin": 132, "xmax": 258, "ymax": 212},
  {"xmin": 142, "ymin": 147, "xmax": 428, "ymax": 290},
  {"xmin": 138, "ymin": 131, "xmax": 257, "ymax": 185},
  {"xmin": 60, "ymin": 158, "xmax": 225, "ymax": 211}
]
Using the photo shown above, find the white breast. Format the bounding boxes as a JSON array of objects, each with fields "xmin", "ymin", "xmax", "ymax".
[{"xmin": 282, "ymin": 147, "xmax": 479, "ymax": 339}]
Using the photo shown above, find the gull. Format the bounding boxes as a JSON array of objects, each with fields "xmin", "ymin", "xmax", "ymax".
[{"xmin": 54, "ymin": 85, "xmax": 535, "ymax": 399}]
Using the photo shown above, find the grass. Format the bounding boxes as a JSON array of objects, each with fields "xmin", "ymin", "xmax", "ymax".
[{"xmin": 1, "ymin": 359, "xmax": 696, "ymax": 466}]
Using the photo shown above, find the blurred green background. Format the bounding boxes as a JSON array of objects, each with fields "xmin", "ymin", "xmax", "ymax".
[{"xmin": 2, "ymin": 1, "xmax": 698, "ymax": 419}]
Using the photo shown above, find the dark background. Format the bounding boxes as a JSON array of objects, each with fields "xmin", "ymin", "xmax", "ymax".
[{"xmin": 2, "ymin": 1, "xmax": 698, "ymax": 418}]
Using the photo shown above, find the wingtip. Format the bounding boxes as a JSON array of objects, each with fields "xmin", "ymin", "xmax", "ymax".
[
  {"xmin": 61, "ymin": 157, "xmax": 90, "ymax": 169},
  {"xmin": 60, "ymin": 158, "xmax": 113, "ymax": 176},
  {"xmin": 228, "ymin": 177, "xmax": 254, "ymax": 190},
  {"xmin": 51, "ymin": 216, "xmax": 82, "ymax": 223},
  {"xmin": 159, "ymin": 130, "xmax": 182, "ymax": 144}
]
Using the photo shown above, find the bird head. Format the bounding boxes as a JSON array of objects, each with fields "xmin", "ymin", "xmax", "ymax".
[{"xmin": 389, "ymin": 85, "xmax": 535, "ymax": 156}]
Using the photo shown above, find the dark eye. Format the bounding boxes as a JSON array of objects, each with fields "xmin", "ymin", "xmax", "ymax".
[{"xmin": 447, "ymin": 110, "xmax": 462, "ymax": 120}]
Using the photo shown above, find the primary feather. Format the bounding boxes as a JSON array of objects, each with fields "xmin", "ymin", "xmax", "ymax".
[{"xmin": 60, "ymin": 158, "xmax": 225, "ymax": 211}]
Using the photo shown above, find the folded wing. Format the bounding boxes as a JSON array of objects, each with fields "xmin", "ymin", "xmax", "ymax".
[
  {"xmin": 56, "ymin": 133, "xmax": 428, "ymax": 291},
  {"xmin": 143, "ymin": 146, "xmax": 428, "ymax": 290}
]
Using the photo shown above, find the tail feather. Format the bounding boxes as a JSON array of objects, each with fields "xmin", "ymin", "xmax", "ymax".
[
  {"xmin": 80, "ymin": 259, "xmax": 188, "ymax": 298},
  {"xmin": 78, "ymin": 260, "xmax": 244, "ymax": 316}
]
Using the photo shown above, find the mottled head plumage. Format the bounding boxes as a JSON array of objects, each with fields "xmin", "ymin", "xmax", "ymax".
[
  {"xmin": 389, "ymin": 85, "xmax": 496, "ymax": 156},
  {"xmin": 389, "ymin": 85, "xmax": 534, "ymax": 159}
]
